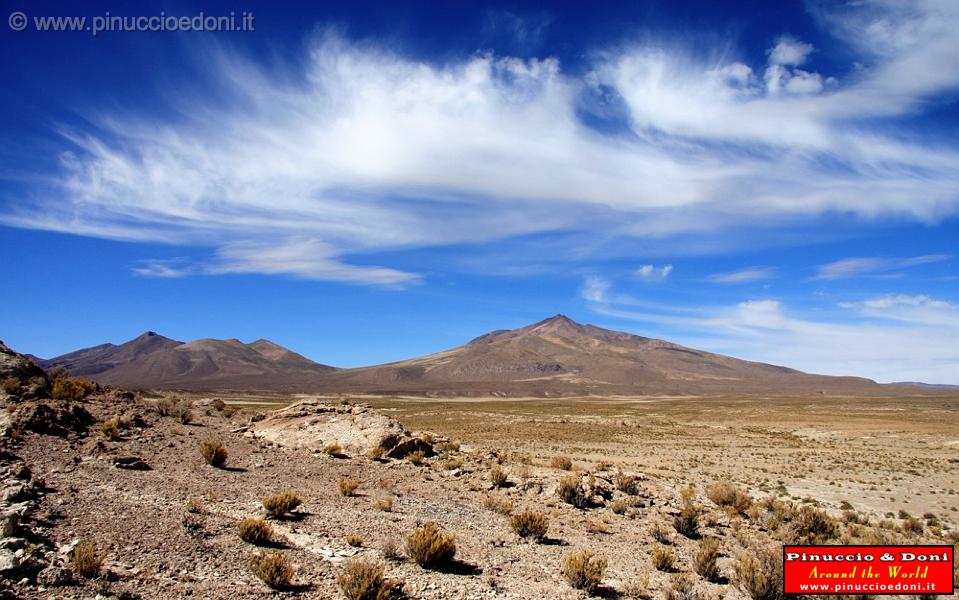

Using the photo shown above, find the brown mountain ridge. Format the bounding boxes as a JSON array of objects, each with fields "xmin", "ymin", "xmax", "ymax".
[{"xmin": 32, "ymin": 315, "xmax": 927, "ymax": 396}]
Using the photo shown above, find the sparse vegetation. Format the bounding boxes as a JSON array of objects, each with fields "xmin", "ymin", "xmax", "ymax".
[
  {"xmin": 262, "ymin": 491, "xmax": 303, "ymax": 518},
  {"xmin": 406, "ymin": 450, "xmax": 426, "ymax": 465},
  {"xmin": 346, "ymin": 534, "xmax": 364, "ymax": 547},
  {"xmin": 694, "ymin": 538, "xmax": 722, "ymax": 582},
  {"xmin": 381, "ymin": 538, "xmax": 404, "ymax": 561},
  {"xmin": 324, "ymin": 442, "xmax": 343, "ymax": 456},
  {"xmin": 336, "ymin": 558, "xmax": 403, "ymax": 600},
  {"xmin": 707, "ymin": 481, "xmax": 752, "ymax": 513},
  {"xmin": 248, "ymin": 551, "xmax": 294, "ymax": 590},
  {"xmin": 551, "ymin": 455, "xmax": 573, "ymax": 470},
  {"xmin": 674, "ymin": 500, "xmax": 702, "ymax": 538},
  {"xmin": 367, "ymin": 446, "xmax": 385, "ymax": 460},
  {"xmin": 99, "ymin": 416, "xmax": 123, "ymax": 441},
  {"xmin": 789, "ymin": 505, "xmax": 839, "ymax": 544},
  {"xmin": 339, "ymin": 478, "xmax": 360, "ymax": 497},
  {"xmin": 406, "ymin": 523, "xmax": 456, "ymax": 569},
  {"xmin": 510, "ymin": 509, "xmax": 549, "ymax": 541},
  {"xmin": 490, "ymin": 465, "xmax": 508, "ymax": 488},
  {"xmin": 616, "ymin": 472, "xmax": 639, "ymax": 495},
  {"xmin": 483, "ymin": 494, "xmax": 514, "ymax": 515},
  {"xmin": 666, "ymin": 574, "xmax": 699, "ymax": 600},
  {"xmin": 70, "ymin": 540, "xmax": 103, "ymax": 578},
  {"xmin": 734, "ymin": 544, "xmax": 783, "ymax": 600},
  {"xmin": 373, "ymin": 494, "xmax": 394, "ymax": 512},
  {"xmin": 558, "ymin": 475, "xmax": 588, "ymax": 508},
  {"xmin": 623, "ymin": 571, "xmax": 652, "ymax": 599},
  {"xmin": 238, "ymin": 518, "xmax": 273, "ymax": 545},
  {"xmin": 652, "ymin": 544, "xmax": 675, "ymax": 571},
  {"xmin": 52, "ymin": 377, "xmax": 96, "ymax": 401},
  {"xmin": 199, "ymin": 438, "xmax": 228, "ymax": 468},
  {"xmin": 562, "ymin": 550, "xmax": 607, "ymax": 594},
  {"xmin": 610, "ymin": 499, "xmax": 629, "ymax": 515},
  {"xmin": 652, "ymin": 521, "xmax": 673, "ymax": 544}
]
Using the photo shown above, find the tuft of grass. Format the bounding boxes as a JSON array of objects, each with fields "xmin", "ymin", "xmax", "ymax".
[
  {"xmin": 336, "ymin": 558, "xmax": 403, "ymax": 600},
  {"xmin": 734, "ymin": 545, "xmax": 783, "ymax": 600},
  {"xmin": 324, "ymin": 442, "xmax": 343, "ymax": 456},
  {"xmin": 367, "ymin": 446, "xmax": 385, "ymax": 461},
  {"xmin": 381, "ymin": 538, "xmax": 404, "ymax": 561},
  {"xmin": 339, "ymin": 478, "xmax": 360, "ymax": 497},
  {"xmin": 238, "ymin": 518, "xmax": 273, "ymax": 546},
  {"xmin": 558, "ymin": 475, "xmax": 588, "ymax": 508},
  {"xmin": 262, "ymin": 491, "xmax": 303, "ymax": 518},
  {"xmin": 510, "ymin": 509, "xmax": 549, "ymax": 542},
  {"xmin": 373, "ymin": 494, "xmax": 394, "ymax": 512},
  {"xmin": 52, "ymin": 377, "xmax": 96, "ymax": 401},
  {"xmin": 70, "ymin": 540, "xmax": 103, "ymax": 578},
  {"xmin": 616, "ymin": 472, "xmax": 639, "ymax": 495},
  {"xmin": 694, "ymin": 538, "xmax": 722, "ymax": 582},
  {"xmin": 562, "ymin": 550, "xmax": 607, "ymax": 594},
  {"xmin": 406, "ymin": 450, "xmax": 426, "ymax": 465},
  {"xmin": 99, "ymin": 416, "xmax": 123, "ymax": 441},
  {"xmin": 674, "ymin": 500, "xmax": 701, "ymax": 539},
  {"xmin": 199, "ymin": 438, "xmax": 228, "ymax": 468},
  {"xmin": 707, "ymin": 481, "xmax": 752, "ymax": 513},
  {"xmin": 652, "ymin": 544, "xmax": 675, "ymax": 571},
  {"xmin": 248, "ymin": 551, "xmax": 294, "ymax": 590},
  {"xmin": 622, "ymin": 571, "xmax": 653, "ymax": 599},
  {"xmin": 789, "ymin": 506, "xmax": 839, "ymax": 544},
  {"xmin": 406, "ymin": 523, "xmax": 456, "ymax": 569},
  {"xmin": 666, "ymin": 574, "xmax": 699, "ymax": 600},
  {"xmin": 346, "ymin": 534, "xmax": 364, "ymax": 547},
  {"xmin": 551, "ymin": 455, "xmax": 573, "ymax": 471},
  {"xmin": 610, "ymin": 499, "xmax": 629, "ymax": 515},
  {"xmin": 651, "ymin": 521, "xmax": 673, "ymax": 544},
  {"xmin": 490, "ymin": 465, "xmax": 508, "ymax": 488},
  {"xmin": 483, "ymin": 494, "xmax": 513, "ymax": 515}
]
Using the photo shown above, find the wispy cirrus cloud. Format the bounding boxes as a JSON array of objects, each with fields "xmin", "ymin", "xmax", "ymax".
[
  {"xmin": 1, "ymin": 1, "xmax": 958, "ymax": 285},
  {"xmin": 636, "ymin": 264, "xmax": 673, "ymax": 281},
  {"xmin": 708, "ymin": 267, "xmax": 777, "ymax": 283},
  {"xmin": 814, "ymin": 254, "xmax": 950, "ymax": 280},
  {"xmin": 583, "ymin": 277, "xmax": 959, "ymax": 384}
]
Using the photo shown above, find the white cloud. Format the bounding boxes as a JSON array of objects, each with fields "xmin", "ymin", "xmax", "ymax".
[
  {"xmin": 582, "ymin": 275, "xmax": 610, "ymax": 303},
  {"xmin": 708, "ymin": 267, "xmax": 777, "ymax": 283},
  {"xmin": 636, "ymin": 264, "xmax": 673, "ymax": 281},
  {"xmin": 768, "ymin": 36, "xmax": 815, "ymax": 66},
  {"xmin": 585, "ymin": 284, "xmax": 959, "ymax": 384},
  {"xmin": 131, "ymin": 258, "xmax": 192, "ymax": 278},
  {"xmin": 815, "ymin": 254, "xmax": 950, "ymax": 280},
  {"xmin": 1, "ymin": 0, "xmax": 958, "ymax": 284}
]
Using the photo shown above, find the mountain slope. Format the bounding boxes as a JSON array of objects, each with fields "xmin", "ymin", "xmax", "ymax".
[
  {"xmin": 315, "ymin": 315, "xmax": 889, "ymax": 395},
  {"xmin": 37, "ymin": 332, "xmax": 335, "ymax": 390}
]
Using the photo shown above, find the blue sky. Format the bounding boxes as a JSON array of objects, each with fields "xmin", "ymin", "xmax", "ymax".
[{"xmin": 1, "ymin": 0, "xmax": 957, "ymax": 383}]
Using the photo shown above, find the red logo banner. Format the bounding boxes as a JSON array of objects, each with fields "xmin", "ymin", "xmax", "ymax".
[{"xmin": 783, "ymin": 545, "xmax": 954, "ymax": 595}]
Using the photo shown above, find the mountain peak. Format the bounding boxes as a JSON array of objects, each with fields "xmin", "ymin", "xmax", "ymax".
[{"xmin": 526, "ymin": 314, "xmax": 587, "ymax": 335}]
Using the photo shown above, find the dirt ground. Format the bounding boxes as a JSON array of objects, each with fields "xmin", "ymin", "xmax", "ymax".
[{"xmin": 3, "ymin": 391, "xmax": 957, "ymax": 600}]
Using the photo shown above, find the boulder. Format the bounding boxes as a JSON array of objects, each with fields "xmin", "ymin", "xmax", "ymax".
[
  {"xmin": 10, "ymin": 401, "xmax": 93, "ymax": 437},
  {"xmin": 0, "ymin": 342, "xmax": 48, "ymax": 401},
  {"xmin": 251, "ymin": 401, "xmax": 433, "ymax": 458}
]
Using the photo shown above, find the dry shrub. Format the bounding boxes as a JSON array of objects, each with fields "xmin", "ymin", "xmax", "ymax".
[
  {"xmin": 211, "ymin": 398, "xmax": 226, "ymax": 411},
  {"xmin": 1, "ymin": 377, "xmax": 20, "ymax": 395},
  {"xmin": 99, "ymin": 417, "xmax": 122, "ymax": 441},
  {"xmin": 336, "ymin": 558, "xmax": 403, "ymax": 600},
  {"xmin": 439, "ymin": 456, "xmax": 463, "ymax": 470},
  {"xmin": 367, "ymin": 446, "xmax": 385, "ymax": 460},
  {"xmin": 339, "ymin": 478, "xmax": 360, "ymax": 497},
  {"xmin": 263, "ymin": 491, "xmax": 303, "ymax": 518},
  {"xmin": 790, "ymin": 506, "xmax": 839, "ymax": 544},
  {"xmin": 707, "ymin": 481, "xmax": 752, "ymax": 513},
  {"xmin": 734, "ymin": 544, "xmax": 784, "ymax": 600},
  {"xmin": 616, "ymin": 472, "xmax": 639, "ymax": 495},
  {"xmin": 558, "ymin": 475, "xmax": 588, "ymax": 508},
  {"xmin": 510, "ymin": 509, "xmax": 549, "ymax": 541},
  {"xmin": 173, "ymin": 400, "xmax": 193, "ymax": 424},
  {"xmin": 406, "ymin": 523, "xmax": 456, "ymax": 569},
  {"xmin": 902, "ymin": 517, "xmax": 924, "ymax": 535},
  {"xmin": 694, "ymin": 538, "xmax": 722, "ymax": 582},
  {"xmin": 490, "ymin": 465, "xmax": 508, "ymax": 488},
  {"xmin": 71, "ymin": 539, "xmax": 103, "ymax": 578},
  {"xmin": 199, "ymin": 438, "xmax": 228, "ymax": 468},
  {"xmin": 222, "ymin": 405, "xmax": 240, "ymax": 418},
  {"xmin": 381, "ymin": 538, "xmax": 404, "ymax": 561},
  {"xmin": 674, "ymin": 501, "xmax": 702, "ymax": 538},
  {"xmin": 651, "ymin": 521, "xmax": 673, "ymax": 544},
  {"xmin": 652, "ymin": 544, "xmax": 675, "ymax": 571},
  {"xmin": 483, "ymin": 494, "xmax": 513, "ymax": 515},
  {"xmin": 373, "ymin": 495, "xmax": 394, "ymax": 512},
  {"xmin": 406, "ymin": 450, "xmax": 426, "ymax": 465},
  {"xmin": 610, "ymin": 499, "xmax": 629, "ymax": 515},
  {"xmin": 52, "ymin": 377, "xmax": 96, "ymax": 401},
  {"xmin": 666, "ymin": 574, "xmax": 699, "ymax": 600},
  {"xmin": 324, "ymin": 442, "xmax": 343, "ymax": 456},
  {"xmin": 562, "ymin": 550, "xmax": 607, "ymax": 594},
  {"xmin": 623, "ymin": 571, "xmax": 652, "ymax": 599},
  {"xmin": 238, "ymin": 518, "xmax": 273, "ymax": 545},
  {"xmin": 346, "ymin": 534, "xmax": 364, "ymax": 547},
  {"xmin": 551, "ymin": 455, "xmax": 573, "ymax": 470},
  {"xmin": 248, "ymin": 551, "xmax": 294, "ymax": 590}
]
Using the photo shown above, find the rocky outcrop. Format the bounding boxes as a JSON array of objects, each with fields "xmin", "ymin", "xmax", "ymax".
[
  {"xmin": 0, "ymin": 341, "xmax": 48, "ymax": 401},
  {"xmin": 250, "ymin": 401, "xmax": 437, "ymax": 458}
]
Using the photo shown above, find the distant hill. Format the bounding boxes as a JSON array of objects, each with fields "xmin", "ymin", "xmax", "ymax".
[
  {"xmin": 36, "ymin": 332, "xmax": 335, "ymax": 390},
  {"xmin": 312, "ymin": 315, "xmax": 910, "ymax": 396},
  {"xmin": 34, "ymin": 316, "xmax": 939, "ymax": 396}
]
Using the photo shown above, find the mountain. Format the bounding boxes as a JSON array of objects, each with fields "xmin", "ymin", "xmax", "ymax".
[
  {"xmin": 36, "ymin": 316, "xmax": 930, "ymax": 395},
  {"xmin": 36, "ymin": 332, "xmax": 335, "ymax": 390},
  {"xmin": 313, "ymin": 314, "xmax": 902, "ymax": 396}
]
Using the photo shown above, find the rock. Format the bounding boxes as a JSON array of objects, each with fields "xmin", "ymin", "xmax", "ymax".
[
  {"xmin": 113, "ymin": 456, "xmax": 152, "ymax": 471},
  {"xmin": 10, "ymin": 401, "xmax": 93, "ymax": 437},
  {"xmin": 0, "ymin": 549, "xmax": 18, "ymax": 574},
  {"xmin": 0, "ymin": 510, "xmax": 19, "ymax": 538},
  {"xmin": 0, "ymin": 342, "xmax": 49, "ymax": 401},
  {"xmin": 251, "ymin": 401, "xmax": 434, "ymax": 458},
  {"xmin": 37, "ymin": 565, "xmax": 74, "ymax": 587}
]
